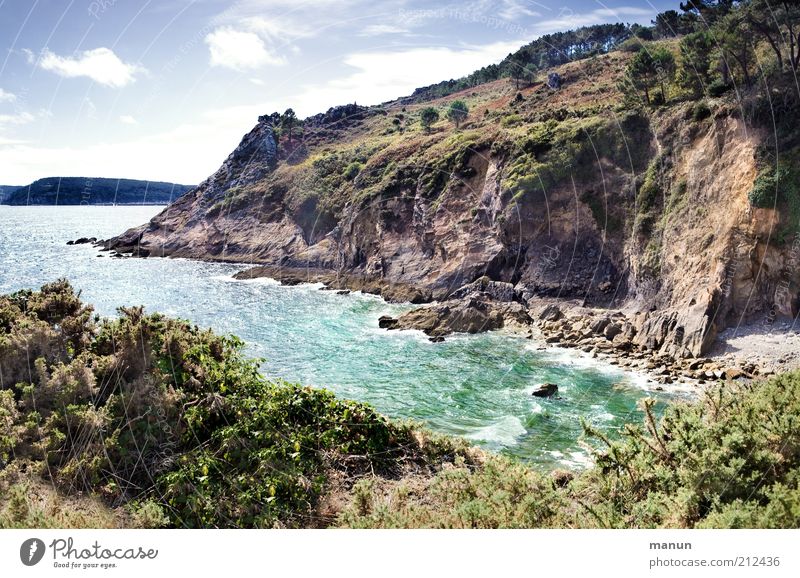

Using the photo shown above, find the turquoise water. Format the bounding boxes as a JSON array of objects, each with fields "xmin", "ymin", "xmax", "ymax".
[{"xmin": 0, "ymin": 205, "xmax": 680, "ymax": 468}]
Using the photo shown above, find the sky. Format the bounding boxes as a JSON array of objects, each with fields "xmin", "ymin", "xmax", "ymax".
[{"xmin": 0, "ymin": 0, "xmax": 675, "ymax": 185}]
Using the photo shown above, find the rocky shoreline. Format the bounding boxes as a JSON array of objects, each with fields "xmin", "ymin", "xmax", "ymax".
[
  {"xmin": 76, "ymin": 243, "xmax": 794, "ymax": 388},
  {"xmin": 290, "ymin": 269, "xmax": 774, "ymax": 387}
]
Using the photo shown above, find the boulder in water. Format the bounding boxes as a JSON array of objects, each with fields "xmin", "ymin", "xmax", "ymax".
[
  {"xmin": 378, "ymin": 315, "xmax": 399, "ymax": 329},
  {"xmin": 531, "ymin": 383, "xmax": 558, "ymax": 398}
]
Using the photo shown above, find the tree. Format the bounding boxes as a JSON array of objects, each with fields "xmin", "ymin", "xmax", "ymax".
[
  {"xmin": 508, "ymin": 51, "xmax": 530, "ymax": 89},
  {"xmin": 652, "ymin": 47, "xmax": 677, "ymax": 102},
  {"xmin": 679, "ymin": 0, "xmax": 735, "ymax": 25},
  {"xmin": 744, "ymin": 0, "xmax": 800, "ymax": 74},
  {"xmin": 653, "ymin": 10, "xmax": 684, "ymax": 37},
  {"xmin": 281, "ymin": 108, "xmax": 297, "ymax": 143},
  {"xmin": 446, "ymin": 100, "xmax": 469, "ymax": 128},
  {"xmin": 420, "ymin": 107, "xmax": 439, "ymax": 133},
  {"xmin": 677, "ymin": 31, "xmax": 713, "ymax": 97},
  {"xmin": 717, "ymin": 10, "xmax": 754, "ymax": 85}
]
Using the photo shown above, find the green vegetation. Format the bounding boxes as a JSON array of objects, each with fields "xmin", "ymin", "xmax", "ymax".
[
  {"xmin": 3, "ymin": 283, "xmax": 800, "ymax": 529},
  {"xmin": 0, "ymin": 281, "xmax": 472, "ymax": 529},
  {"xmin": 420, "ymin": 107, "xmax": 440, "ymax": 133},
  {"xmin": 343, "ymin": 373, "xmax": 800, "ymax": 528},
  {"xmin": 624, "ymin": 46, "xmax": 676, "ymax": 105},
  {"xmin": 502, "ymin": 112, "xmax": 652, "ymax": 200},
  {"xmin": 410, "ymin": 23, "xmax": 631, "ymax": 101},
  {"xmin": 620, "ymin": 0, "xmax": 800, "ymax": 105},
  {"xmin": 281, "ymin": 108, "xmax": 297, "ymax": 143},
  {"xmin": 748, "ymin": 155, "xmax": 800, "ymax": 241},
  {"xmin": 446, "ymin": 100, "xmax": 469, "ymax": 129}
]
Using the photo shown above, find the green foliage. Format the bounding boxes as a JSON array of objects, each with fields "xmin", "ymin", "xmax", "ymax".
[
  {"xmin": 0, "ymin": 282, "xmax": 458, "ymax": 528},
  {"xmin": 281, "ymin": 108, "xmax": 297, "ymax": 142},
  {"xmin": 419, "ymin": 107, "xmax": 440, "ymax": 133},
  {"xmin": 340, "ymin": 455, "xmax": 563, "ymax": 528},
  {"xmin": 446, "ymin": 100, "xmax": 469, "ymax": 128},
  {"xmin": 691, "ymin": 101, "xmax": 712, "ymax": 121},
  {"xmin": 344, "ymin": 372, "xmax": 800, "ymax": 528},
  {"xmin": 677, "ymin": 31, "xmax": 713, "ymax": 97},
  {"xmin": 342, "ymin": 161, "xmax": 363, "ymax": 180},
  {"xmin": 707, "ymin": 79, "xmax": 731, "ymax": 97},
  {"xmin": 749, "ymin": 166, "xmax": 784, "ymax": 208},
  {"xmin": 624, "ymin": 45, "xmax": 676, "ymax": 105},
  {"xmin": 410, "ymin": 23, "xmax": 630, "ymax": 101},
  {"xmin": 748, "ymin": 158, "xmax": 800, "ymax": 240}
]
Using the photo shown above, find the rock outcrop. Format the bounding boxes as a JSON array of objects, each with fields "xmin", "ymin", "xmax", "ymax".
[
  {"xmin": 103, "ymin": 52, "xmax": 800, "ymax": 358},
  {"xmin": 379, "ymin": 290, "xmax": 531, "ymax": 337}
]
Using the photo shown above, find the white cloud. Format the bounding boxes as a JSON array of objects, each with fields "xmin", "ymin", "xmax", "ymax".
[
  {"xmin": 0, "ymin": 88, "xmax": 16, "ymax": 103},
  {"xmin": 0, "ymin": 103, "xmax": 275, "ymax": 184},
  {"xmin": 358, "ymin": 24, "xmax": 409, "ymax": 37},
  {"xmin": 496, "ymin": 0, "xmax": 542, "ymax": 21},
  {"xmin": 36, "ymin": 47, "xmax": 145, "ymax": 88},
  {"xmin": 82, "ymin": 97, "xmax": 97, "ymax": 120},
  {"xmin": 289, "ymin": 41, "xmax": 524, "ymax": 116},
  {"xmin": 205, "ymin": 27, "xmax": 286, "ymax": 70},
  {"xmin": 120, "ymin": 115, "xmax": 138, "ymax": 125},
  {"xmin": 0, "ymin": 111, "xmax": 35, "ymax": 126},
  {"xmin": 528, "ymin": 6, "xmax": 658, "ymax": 35}
]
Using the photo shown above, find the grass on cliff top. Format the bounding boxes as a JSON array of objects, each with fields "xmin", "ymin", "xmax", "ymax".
[{"xmin": 2, "ymin": 281, "xmax": 800, "ymax": 529}]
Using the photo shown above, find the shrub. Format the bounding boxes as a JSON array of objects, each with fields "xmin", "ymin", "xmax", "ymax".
[
  {"xmin": 749, "ymin": 166, "xmax": 782, "ymax": 208},
  {"xmin": 343, "ymin": 161, "xmax": 363, "ymax": 180},
  {"xmin": 692, "ymin": 101, "xmax": 712, "ymax": 121},
  {"xmin": 419, "ymin": 107, "xmax": 439, "ymax": 133},
  {"xmin": 446, "ymin": 100, "xmax": 469, "ymax": 128},
  {"xmin": 708, "ymin": 79, "xmax": 732, "ymax": 97}
]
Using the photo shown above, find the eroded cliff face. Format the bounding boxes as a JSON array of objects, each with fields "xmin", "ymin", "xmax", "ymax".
[{"xmin": 108, "ymin": 54, "xmax": 799, "ymax": 357}]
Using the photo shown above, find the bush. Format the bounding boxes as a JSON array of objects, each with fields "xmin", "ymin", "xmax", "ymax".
[
  {"xmin": 343, "ymin": 372, "xmax": 800, "ymax": 528},
  {"xmin": 343, "ymin": 161, "xmax": 363, "ymax": 180},
  {"xmin": 419, "ymin": 107, "xmax": 439, "ymax": 133},
  {"xmin": 691, "ymin": 101, "xmax": 712, "ymax": 121},
  {"xmin": 749, "ymin": 166, "xmax": 782, "ymax": 208},
  {"xmin": 0, "ymin": 282, "xmax": 463, "ymax": 528},
  {"xmin": 708, "ymin": 79, "xmax": 732, "ymax": 97}
]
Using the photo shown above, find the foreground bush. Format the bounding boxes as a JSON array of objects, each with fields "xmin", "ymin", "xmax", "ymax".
[
  {"xmin": 342, "ymin": 375, "xmax": 800, "ymax": 528},
  {"xmin": 0, "ymin": 281, "xmax": 472, "ymax": 528},
  {"xmin": 1, "ymin": 281, "xmax": 798, "ymax": 528}
]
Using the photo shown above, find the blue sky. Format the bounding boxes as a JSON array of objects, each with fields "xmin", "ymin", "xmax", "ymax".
[{"xmin": 0, "ymin": 0, "xmax": 675, "ymax": 185}]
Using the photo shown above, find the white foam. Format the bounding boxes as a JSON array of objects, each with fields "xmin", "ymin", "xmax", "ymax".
[
  {"xmin": 529, "ymin": 344, "xmax": 624, "ymax": 376},
  {"xmin": 465, "ymin": 415, "xmax": 526, "ymax": 446},
  {"xmin": 219, "ymin": 274, "xmax": 280, "ymax": 286},
  {"xmin": 568, "ymin": 451, "xmax": 594, "ymax": 468}
]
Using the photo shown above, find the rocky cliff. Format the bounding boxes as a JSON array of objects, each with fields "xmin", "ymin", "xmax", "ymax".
[{"xmin": 107, "ymin": 47, "xmax": 800, "ymax": 358}]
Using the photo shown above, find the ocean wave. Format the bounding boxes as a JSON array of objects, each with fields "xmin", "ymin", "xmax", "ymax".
[{"xmin": 465, "ymin": 415, "xmax": 526, "ymax": 446}]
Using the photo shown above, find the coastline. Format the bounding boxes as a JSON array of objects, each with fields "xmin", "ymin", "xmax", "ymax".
[
  {"xmin": 90, "ymin": 254, "xmax": 794, "ymax": 391},
  {"xmin": 230, "ymin": 264, "xmax": 783, "ymax": 390}
]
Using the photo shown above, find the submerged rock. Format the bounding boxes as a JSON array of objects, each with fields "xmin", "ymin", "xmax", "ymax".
[
  {"xmin": 531, "ymin": 383, "xmax": 558, "ymax": 398},
  {"xmin": 378, "ymin": 315, "xmax": 399, "ymax": 329}
]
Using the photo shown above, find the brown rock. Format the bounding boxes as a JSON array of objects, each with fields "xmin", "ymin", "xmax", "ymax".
[
  {"xmin": 531, "ymin": 383, "xmax": 558, "ymax": 398},
  {"xmin": 604, "ymin": 322, "xmax": 623, "ymax": 340}
]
